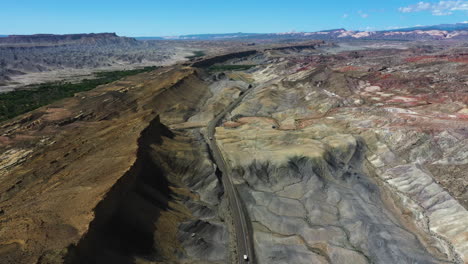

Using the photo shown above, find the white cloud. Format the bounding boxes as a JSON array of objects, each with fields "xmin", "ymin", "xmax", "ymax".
[
  {"xmin": 399, "ymin": 1, "xmax": 468, "ymax": 16},
  {"xmin": 386, "ymin": 26, "xmax": 407, "ymax": 30},
  {"xmin": 342, "ymin": 14, "xmax": 349, "ymax": 18},
  {"xmin": 358, "ymin": 10, "xmax": 369, "ymax": 18}
]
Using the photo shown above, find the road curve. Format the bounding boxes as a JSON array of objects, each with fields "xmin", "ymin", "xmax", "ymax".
[{"xmin": 207, "ymin": 85, "xmax": 256, "ymax": 264}]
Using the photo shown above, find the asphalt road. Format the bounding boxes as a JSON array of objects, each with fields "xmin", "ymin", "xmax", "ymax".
[{"xmin": 207, "ymin": 85, "xmax": 256, "ymax": 264}]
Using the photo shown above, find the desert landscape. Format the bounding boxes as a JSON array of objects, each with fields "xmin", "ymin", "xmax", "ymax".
[
  {"xmin": 0, "ymin": 2, "xmax": 467, "ymax": 262},
  {"xmin": 0, "ymin": 30, "xmax": 467, "ymax": 263}
]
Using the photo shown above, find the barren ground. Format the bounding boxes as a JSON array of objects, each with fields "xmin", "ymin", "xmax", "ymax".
[{"xmin": 0, "ymin": 40, "xmax": 467, "ymax": 264}]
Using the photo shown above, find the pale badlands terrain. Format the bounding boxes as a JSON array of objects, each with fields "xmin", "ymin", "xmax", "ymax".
[
  {"xmin": 0, "ymin": 33, "xmax": 241, "ymax": 91},
  {"xmin": 0, "ymin": 41, "xmax": 467, "ymax": 264}
]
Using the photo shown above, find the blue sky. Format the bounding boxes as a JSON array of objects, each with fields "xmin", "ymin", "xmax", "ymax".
[{"xmin": 1, "ymin": 0, "xmax": 467, "ymax": 36}]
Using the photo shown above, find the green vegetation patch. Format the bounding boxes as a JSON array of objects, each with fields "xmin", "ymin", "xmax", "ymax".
[
  {"xmin": 0, "ymin": 66, "xmax": 159, "ymax": 122},
  {"xmin": 185, "ymin": 51, "xmax": 205, "ymax": 59},
  {"xmin": 208, "ymin": 64, "xmax": 256, "ymax": 72}
]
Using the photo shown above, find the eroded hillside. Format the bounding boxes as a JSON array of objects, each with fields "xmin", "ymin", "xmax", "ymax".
[{"xmin": 0, "ymin": 42, "xmax": 467, "ymax": 264}]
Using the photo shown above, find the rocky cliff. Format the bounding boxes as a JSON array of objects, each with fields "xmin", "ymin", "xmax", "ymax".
[
  {"xmin": 0, "ymin": 33, "xmax": 188, "ymax": 90},
  {"xmin": 0, "ymin": 66, "xmax": 231, "ymax": 263},
  {"xmin": 0, "ymin": 33, "xmax": 138, "ymax": 46}
]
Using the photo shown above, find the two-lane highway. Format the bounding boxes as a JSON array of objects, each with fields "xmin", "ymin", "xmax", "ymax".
[{"xmin": 207, "ymin": 85, "xmax": 256, "ymax": 264}]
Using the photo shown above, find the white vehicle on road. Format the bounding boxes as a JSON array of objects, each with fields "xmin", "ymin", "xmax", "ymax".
[{"xmin": 243, "ymin": 254, "xmax": 249, "ymax": 261}]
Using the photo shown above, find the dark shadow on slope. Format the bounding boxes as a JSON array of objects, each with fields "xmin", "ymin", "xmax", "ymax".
[{"xmin": 64, "ymin": 116, "xmax": 176, "ymax": 264}]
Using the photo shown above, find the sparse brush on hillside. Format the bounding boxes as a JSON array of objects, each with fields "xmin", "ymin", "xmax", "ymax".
[
  {"xmin": 0, "ymin": 40, "xmax": 175, "ymax": 87},
  {"xmin": 0, "ymin": 66, "xmax": 159, "ymax": 122},
  {"xmin": 185, "ymin": 50, "xmax": 205, "ymax": 59}
]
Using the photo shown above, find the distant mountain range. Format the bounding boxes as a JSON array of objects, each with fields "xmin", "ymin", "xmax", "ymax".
[
  {"xmin": 0, "ymin": 33, "xmax": 139, "ymax": 46},
  {"xmin": 136, "ymin": 33, "xmax": 262, "ymax": 40},
  {"xmin": 2, "ymin": 22, "xmax": 467, "ymax": 42},
  {"xmin": 0, "ymin": 33, "xmax": 174, "ymax": 88},
  {"xmin": 136, "ymin": 22, "xmax": 468, "ymax": 41},
  {"xmin": 381, "ymin": 22, "xmax": 468, "ymax": 32}
]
